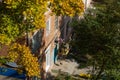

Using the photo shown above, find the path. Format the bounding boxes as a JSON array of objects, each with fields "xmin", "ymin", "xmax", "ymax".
[{"xmin": 50, "ymin": 59, "xmax": 92, "ymax": 77}]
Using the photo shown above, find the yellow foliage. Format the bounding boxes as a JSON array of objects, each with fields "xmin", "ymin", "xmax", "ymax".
[
  {"xmin": 3, "ymin": 0, "xmax": 47, "ymax": 29},
  {"xmin": 49, "ymin": 0, "xmax": 84, "ymax": 16},
  {"xmin": 7, "ymin": 43, "xmax": 40, "ymax": 77},
  {"xmin": 3, "ymin": 0, "xmax": 84, "ymax": 31},
  {"xmin": 0, "ymin": 34, "xmax": 11, "ymax": 45},
  {"xmin": 79, "ymin": 73, "xmax": 92, "ymax": 78}
]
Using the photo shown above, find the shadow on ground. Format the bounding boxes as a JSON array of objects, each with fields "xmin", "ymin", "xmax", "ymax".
[
  {"xmin": 47, "ymin": 70, "xmax": 87, "ymax": 80},
  {"xmin": 66, "ymin": 52, "xmax": 92, "ymax": 69},
  {"xmin": 47, "ymin": 52, "xmax": 93, "ymax": 80}
]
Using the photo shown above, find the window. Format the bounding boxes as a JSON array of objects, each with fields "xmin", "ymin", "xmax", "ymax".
[
  {"xmin": 46, "ymin": 18, "xmax": 51, "ymax": 36},
  {"xmin": 51, "ymin": 49, "xmax": 54, "ymax": 65},
  {"xmin": 31, "ymin": 29, "xmax": 43, "ymax": 53},
  {"xmin": 54, "ymin": 16, "xmax": 59, "ymax": 29},
  {"xmin": 45, "ymin": 45, "xmax": 51, "ymax": 72}
]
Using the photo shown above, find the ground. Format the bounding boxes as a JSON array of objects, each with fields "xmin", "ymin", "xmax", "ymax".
[{"xmin": 48, "ymin": 55, "xmax": 93, "ymax": 80}]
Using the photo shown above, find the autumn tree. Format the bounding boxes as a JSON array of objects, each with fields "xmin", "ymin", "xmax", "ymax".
[
  {"xmin": 0, "ymin": 0, "xmax": 47, "ymax": 45},
  {"xmin": 71, "ymin": 0, "xmax": 120, "ymax": 79},
  {"xmin": 7, "ymin": 43, "xmax": 40, "ymax": 77},
  {"xmin": 49, "ymin": 0, "xmax": 84, "ymax": 16},
  {"xmin": 0, "ymin": 0, "xmax": 84, "ymax": 45}
]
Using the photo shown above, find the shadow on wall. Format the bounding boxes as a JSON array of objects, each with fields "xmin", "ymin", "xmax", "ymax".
[{"xmin": 31, "ymin": 28, "xmax": 45, "ymax": 55}]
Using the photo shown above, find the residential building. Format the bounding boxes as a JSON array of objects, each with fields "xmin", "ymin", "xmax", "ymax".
[
  {"xmin": 29, "ymin": 9, "xmax": 63, "ymax": 79},
  {"xmin": 28, "ymin": 7, "xmax": 78, "ymax": 79}
]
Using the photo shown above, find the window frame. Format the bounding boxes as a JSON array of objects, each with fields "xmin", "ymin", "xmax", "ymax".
[
  {"xmin": 46, "ymin": 18, "xmax": 51, "ymax": 36},
  {"xmin": 45, "ymin": 45, "xmax": 51, "ymax": 72}
]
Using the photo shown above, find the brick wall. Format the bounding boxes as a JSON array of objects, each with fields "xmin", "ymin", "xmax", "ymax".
[{"xmin": 39, "ymin": 10, "xmax": 62, "ymax": 73}]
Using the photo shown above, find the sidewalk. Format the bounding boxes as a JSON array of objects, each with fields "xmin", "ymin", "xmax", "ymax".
[{"xmin": 50, "ymin": 59, "xmax": 92, "ymax": 77}]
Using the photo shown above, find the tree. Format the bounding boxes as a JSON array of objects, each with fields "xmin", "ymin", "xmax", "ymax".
[
  {"xmin": 0, "ymin": 0, "xmax": 84, "ymax": 45},
  {"xmin": 49, "ymin": 0, "xmax": 84, "ymax": 16},
  {"xmin": 0, "ymin": 0, "xmax": 47, "ymax": 45},
  {"xmin": 71, "ymin": 0, "xmax": 120, "ymax": 79},
  {"xmin": 7, "ymin": 43, "xmax": 40, "ymax": 77}
]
